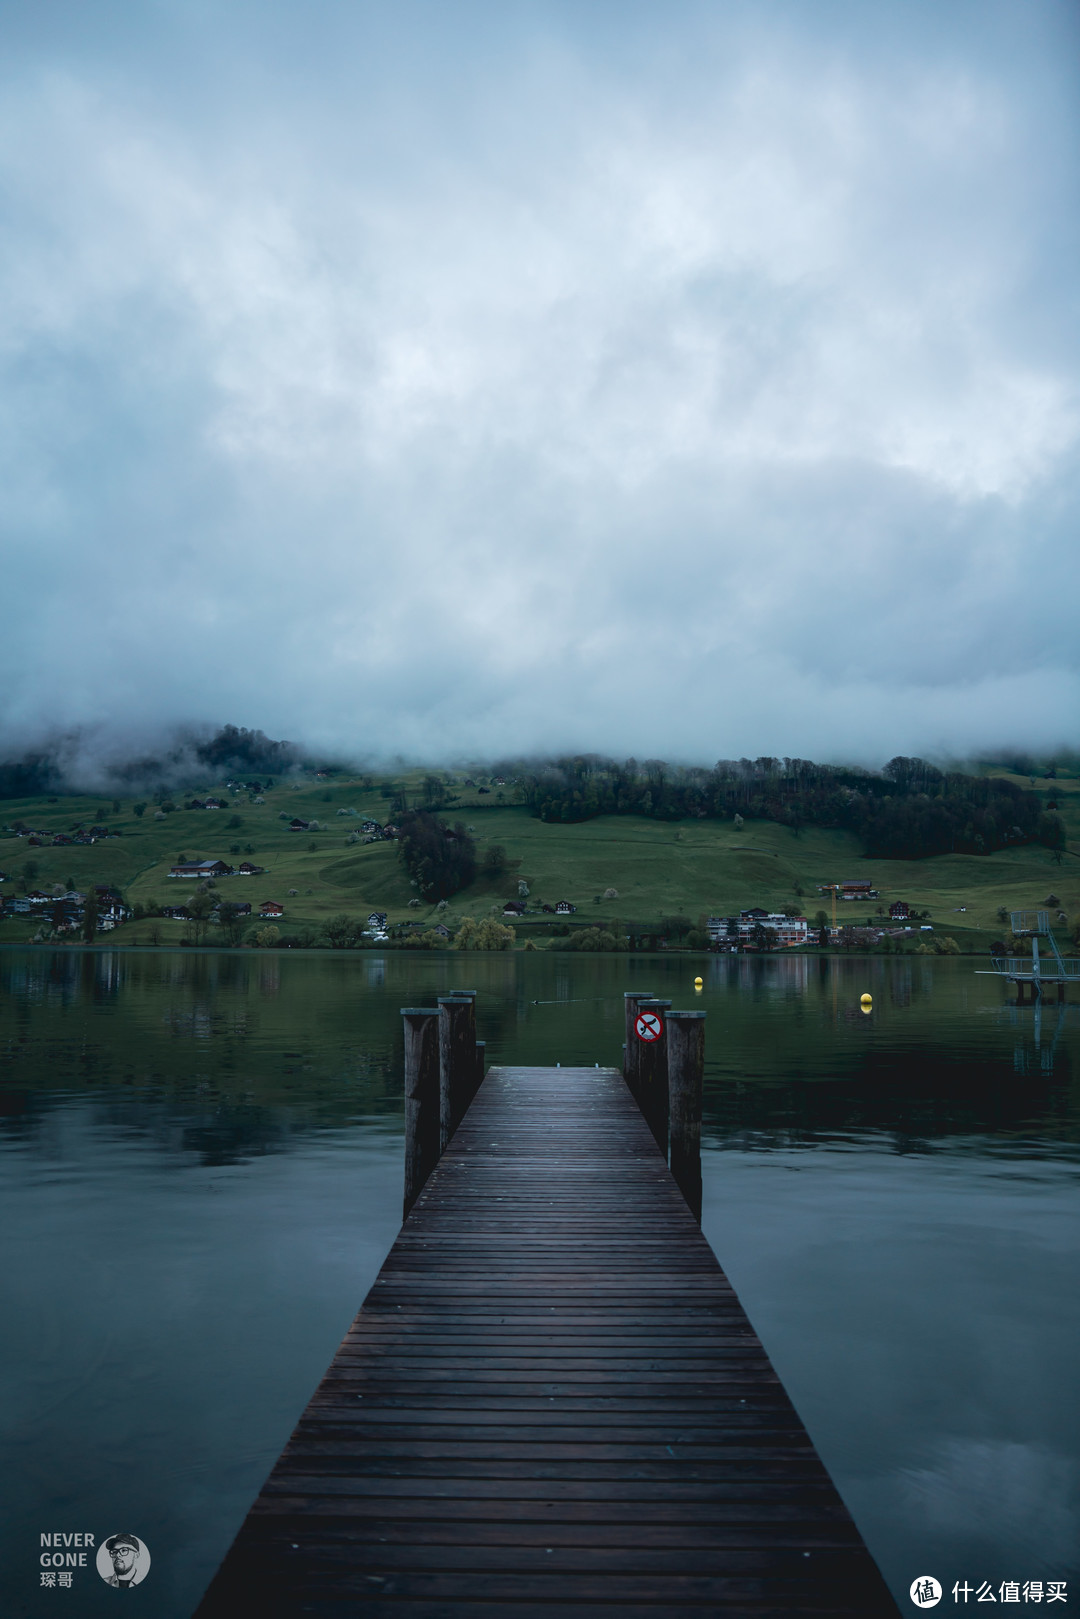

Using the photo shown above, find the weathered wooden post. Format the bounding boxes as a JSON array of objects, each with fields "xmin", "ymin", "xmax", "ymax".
[
  {"xmin": 635, "ymin": 997, "xmax": 671, "ymax": 1155},
  {"xmin": 401, "ymin": 1007, "xmax": 440, "ymax": 1219},
  {"xmin": 474, "ymin": 1040, "xmax": 486, "ymax": 1100},
  {"xmin": 622, "ymin": 989, "xmax": 655, "ymax": 1102},
  {"xmin": 439, "ymin": 994, "xmax": 476, "ymax": 1151},
  {"xmin": 456, "ymin": 991, "xmax": 479, "ymax": 1102},
  {"xmin": 666, "ymin": 1009, "xmax": 706, "ymax": 1222}
]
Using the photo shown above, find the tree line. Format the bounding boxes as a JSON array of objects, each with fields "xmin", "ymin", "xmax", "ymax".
[{"xmin": 497, "ymin": 754, "xmax": 1065, "ymax": 861}]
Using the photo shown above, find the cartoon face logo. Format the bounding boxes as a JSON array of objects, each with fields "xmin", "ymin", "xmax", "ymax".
[{"xmin": 96, "ymin": 1534, "xmax": 151, "ymax": 1588}]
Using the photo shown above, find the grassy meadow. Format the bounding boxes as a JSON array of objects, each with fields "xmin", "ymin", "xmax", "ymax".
[{"xmin": 1, "ymin": 766, "xmax": 1078, "ymax": 951}]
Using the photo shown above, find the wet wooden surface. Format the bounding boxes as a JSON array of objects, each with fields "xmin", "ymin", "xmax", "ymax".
[{"xmin": 194, "ymin": 1065, "xmax": 898, "ymax": 1616}]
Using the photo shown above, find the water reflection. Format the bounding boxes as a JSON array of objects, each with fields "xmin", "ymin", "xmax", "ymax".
[{"xmin": 1, "ymin": 946, "xmax": 1078, "ymax": 1616}]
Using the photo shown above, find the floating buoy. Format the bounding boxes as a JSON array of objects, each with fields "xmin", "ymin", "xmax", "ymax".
[
  {"xmin": 694, "ymin": 976, "xmax": 703, "ymax": 991},
  {"xmin": 860, "ymin": 992, "xmax": 873, "ymax": 1014}
]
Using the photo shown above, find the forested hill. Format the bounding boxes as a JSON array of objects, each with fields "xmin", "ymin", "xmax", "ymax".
[{"xmin": 508, "ymin": 755, "xmax": 1067, "ymax": 862}]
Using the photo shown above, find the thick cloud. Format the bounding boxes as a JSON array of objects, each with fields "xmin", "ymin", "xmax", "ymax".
[{"xmin": 1, "ymin": 0, "xmax": 1078, "ymax": 766}]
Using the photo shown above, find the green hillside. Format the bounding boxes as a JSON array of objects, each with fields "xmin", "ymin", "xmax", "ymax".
[{"xmin": 2, "ymin": 767, "xmax": 1078, "ymax": 951}]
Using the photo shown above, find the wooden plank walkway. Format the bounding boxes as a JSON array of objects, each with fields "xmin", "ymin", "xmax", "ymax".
[{"xmin": 194, "ymin": 1067, "xmax": 899, "ymax": 1617}]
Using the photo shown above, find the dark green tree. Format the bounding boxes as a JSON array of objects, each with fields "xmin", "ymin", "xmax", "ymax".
[
  {"xmin": 81, "ymin": 887, "xmax": 99, "ymax": 942},
  {"xmin": 186, "ymin": 887, "xmax": 216, "ymax": 945},
  {"xmin": 323, "ymin": 914, "xmax": 361, "ymax": 949},
  {"xmin": 397, "ymin": 811, "xmax": 477, "ymax": 902},
  {"xmin": 217, "ymin": 903, "xmax": 250, "ymax": 947}
]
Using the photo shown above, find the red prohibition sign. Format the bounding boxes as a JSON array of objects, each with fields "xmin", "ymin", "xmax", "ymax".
[{"xmin": 635, "ymin": 1010, "xmax": 664, "ymax": 1042}]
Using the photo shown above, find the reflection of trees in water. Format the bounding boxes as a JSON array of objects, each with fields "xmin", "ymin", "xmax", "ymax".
[
  {"xmin": 4, "ymin": 949, "xmax": 1077, "ymax": 1160},
  {"xmin": 1, "ymin": 949, "xmax": 403, "ymax": 1152},
  {"xmin": 707, "ymin": 1035, "xmax": 1078, "ymax": 1148},
  {"xmin": 699, "ymin": 955, "xmax": 1078, "ymax": 1148}
]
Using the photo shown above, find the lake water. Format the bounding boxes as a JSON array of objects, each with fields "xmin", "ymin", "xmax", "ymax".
[{"xmin": 2, "ymin": 946, "xmax": 1078, "ymax": 1615}]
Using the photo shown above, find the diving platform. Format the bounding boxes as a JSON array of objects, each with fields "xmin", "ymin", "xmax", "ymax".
[{"xmin": 979, "ymin": 911, "xmax": 1080, "ymax": 1002}]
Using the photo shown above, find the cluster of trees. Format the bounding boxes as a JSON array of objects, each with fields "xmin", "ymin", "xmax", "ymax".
[
  {"xmin": 549, "ymin": 927, "xmax": 624, "ymax": 952},
  {"xmin": 503, "ymin": 754, "xmax": 1064, "ymax": 861},
  {"xmin": 193, "ymin": 724, "xmax": 299, "ymax": 775},
  {"xmin": 453, "ymin": 918, "xmax": 515, "ymax": 951},
  {"xmin": 0, "ymin": 750, "xmax": 61, "ymax": 798},
  {"xmin": 396, "ymin": 810, "xmax": 478, "ymax": 901},
  {"xmin": 318, "ymin": 914, "xmax": 516, "ymax": 951}
]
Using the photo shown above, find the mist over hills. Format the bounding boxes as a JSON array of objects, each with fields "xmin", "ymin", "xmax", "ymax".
[
  {"xmin": 2, "ymin": 719, "xmax": 1078, "ymax": 802},
  {"xmin": 0, "ymin": 724, "xmax": 307, "ymax": 799},
  {"xmin": 1, "ymin": 720, "xmax": 1074, "ymax": 868}
]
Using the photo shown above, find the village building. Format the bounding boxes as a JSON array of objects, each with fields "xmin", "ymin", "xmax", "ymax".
[
  {"xmin": 94, "ymin": 886, "xmax": 132, "ymax": 924},
  {"xmin": 555, "ymin": 901, "xmax": 577, "ymax": 915},
  {"xmin": 889, "ymin": 901, "xmax": 911, "ymax": 919},
  {"xmin": 503, "ymin": 901, "xmax": 527, "ymax": 917},
  {"xmin": 708, "ymin": 912, "xmax": 810, "ymax": 948},
  {"xmin": 235, "ymin": 861, "xmax": 265, "ymax": 876},
  {"xmin": 368, "ymin": 912, "xmax": 388, "ymax": 928},
  {"xmin": 169, "ymin": 859, "xmax": 233, "ymax": 879},
  {"xmin": 259, "ymin": 901, "xmax": 285, "ymax": 918}
]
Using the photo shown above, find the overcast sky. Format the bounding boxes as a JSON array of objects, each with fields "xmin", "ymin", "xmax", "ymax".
[{"xmin": 2, "ymin": 0, "xmax": 1078, "ymax": 770}]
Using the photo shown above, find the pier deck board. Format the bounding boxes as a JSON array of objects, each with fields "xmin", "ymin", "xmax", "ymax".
[{"xmin": 194, "ymin": 1066, "xmax": 898, "ymax": 1616}]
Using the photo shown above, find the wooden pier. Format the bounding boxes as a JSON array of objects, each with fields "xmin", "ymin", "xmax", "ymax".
[{"xmin": 195, "ymin": 1062, "xmax": 898, "ymax": 1616}]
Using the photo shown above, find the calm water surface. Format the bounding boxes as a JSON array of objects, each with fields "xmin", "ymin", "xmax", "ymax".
[{"xmin": 2, "ymin": 946, "xmax": 1078, "ymax": 1614}]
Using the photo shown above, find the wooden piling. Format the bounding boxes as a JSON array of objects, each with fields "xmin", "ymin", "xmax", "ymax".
[
  {"xmin": 400, "ymin": 1007, "xmax": 440, "ymax": 1220},
  {"xmin": 636, "ymin": 996, "xmax": 671, "ymax": 1155},
  {"xmin": 474, "ymin": 1039, "xmax": 486, "ymax": 1100},
  {"xmin": 667, "ymin": 1008, "xmax": 706, "ymax": 1221},
  {"xmin": 622, "ymin": 989, "xmax": 655, "ymax": 1102},
  {"xmin": 438, "ymin": 994, "xmax": 476, "ymax": 1150}
]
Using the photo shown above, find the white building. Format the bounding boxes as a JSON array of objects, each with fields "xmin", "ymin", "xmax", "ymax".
[{"xmin": 707, "ymin": 911, "xmax": 810, "ymax": 948}]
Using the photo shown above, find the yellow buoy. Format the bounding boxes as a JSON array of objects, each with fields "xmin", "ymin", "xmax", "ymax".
[
  {"xmin": 694, "ymin": 976, "xmax": 703, "ymax": 992},
  {"xmin": 860, "ymin": 992, "xmax": 873, "ymax": 1013}
]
